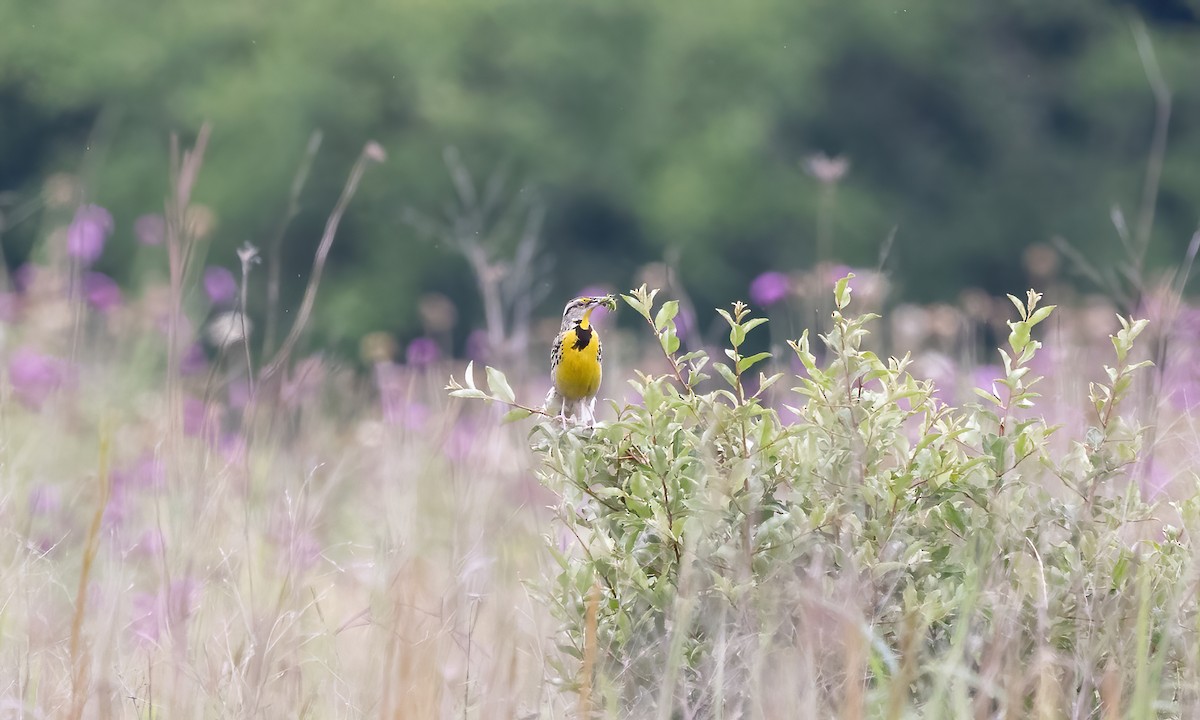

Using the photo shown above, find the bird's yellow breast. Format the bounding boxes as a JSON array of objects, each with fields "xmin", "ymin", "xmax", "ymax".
[{"xmin": 554, "ymin": 326, "xmax": 602, "ymax": 401}]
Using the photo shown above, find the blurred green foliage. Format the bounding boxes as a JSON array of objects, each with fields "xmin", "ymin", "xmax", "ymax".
[{"xmin": 1, "ymin": 0, "xmax": 1198, "ymax": 352}]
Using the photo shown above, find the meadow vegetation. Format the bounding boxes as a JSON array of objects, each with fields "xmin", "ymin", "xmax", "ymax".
[{"xmin": 7, "ymin": 179, "xmax": 1200, "ymax": 716}]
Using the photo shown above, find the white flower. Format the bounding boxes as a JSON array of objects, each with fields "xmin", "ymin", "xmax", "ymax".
[{"xmin": 206, "ymin": 311, "xmax": 252, "ymax": 347}]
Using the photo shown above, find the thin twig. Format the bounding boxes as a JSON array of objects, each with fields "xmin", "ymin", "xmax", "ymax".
[
  {"xmin": 265, "ymin": 131, "xmax": 323, "ymax": 356},
  {"xmin": 260, "ymin": 141, "xmax": 384, "ymax": 384}
]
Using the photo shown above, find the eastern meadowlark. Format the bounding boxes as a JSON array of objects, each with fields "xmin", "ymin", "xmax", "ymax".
[{"xmin": 545, "ymin": 295, "xmax": 617, "ymax": 423}]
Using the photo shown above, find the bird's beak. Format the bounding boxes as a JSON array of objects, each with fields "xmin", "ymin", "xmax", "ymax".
[{"xmin": 580, "ymin": 295, "xmax": 615, "ymax": 326}]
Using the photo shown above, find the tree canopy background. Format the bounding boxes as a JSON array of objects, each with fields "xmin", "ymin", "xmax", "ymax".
[{"xmin": 1, "ymin": 0, "xmax": 1198, "ymax": 354}]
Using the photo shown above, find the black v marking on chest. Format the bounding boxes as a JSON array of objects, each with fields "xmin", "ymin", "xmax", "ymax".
[{"xmin": 572, "ymin": 324, "xmax": 594, "ymax": 351}]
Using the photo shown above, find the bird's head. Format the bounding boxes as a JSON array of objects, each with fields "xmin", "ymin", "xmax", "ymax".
[{"xmin": 560, "ymin": 295, "xmax": 617, "ymax": 330}]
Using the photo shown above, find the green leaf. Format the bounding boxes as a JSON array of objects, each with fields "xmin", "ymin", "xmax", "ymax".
[
  {"xmin": 716, "ymin": 308, "xmax": 735, "ymax": 329},
  {"xmin": 985, "ymin": 434, "xmax": 1008, "ymax": 469},
  {"xmin": 737, "ymin": 352, "xmax": 772, "ymax": 374},
  {"xmin": 1006, "ymin": 293, "xmax": 1026, "ymax": 319},
  {"xmin": 1028, "ymin": 304, "xmax": 1056, "ymax": 327},
  {"xmin": 621, "ymin": 293, "xmax": 650, "ymax": 321},
  {"xmin": 789, "ymin": 333, "xmax": 817, "ymax": 371},
  {"xmin": 1007, "ymin": 322, "xmax": 1030, "ymax": 355},
  {"xmin": 558, "ymin": 643, "xmax": 584, "ymax": 660},
  {"xmin": 502, "ymin": 407, "xmax": 533, "ymax": 423},
  {"xmin": 1111, "ymin": 333, "xmax": 1127, "ymax": 363},
  {"xmin": 834, "ymin": 273, "xmax": 855, "ymax": 310},
  {"xmin": 486, "ymin": 366, "xmax": 516, "ymax": 404},
  {"xmin": 654, "ymin": 300, "xmax": 679, "ymax": 332},
  {"xmin": 464, "ymin": 360, "xmax": 477, "ymax": 390},
  {"xmin": 714, "ymin": 362, "xmax": 738, "ymax": 389},
  {"xmin": 449, "ymin": 388, "xmax": 488, "ymax": 400},
  {"xmin": 757, "ymin": 372, "xmax": 785, "ymax": 394},
  {"xmin": 661, "ymin": 330, "xmax": 680, "ymax": 354},
  {"xmin": 942, "ymin": 502, "xmax": 967, "ymax": 535},
  {"xmin": 742, "ymin": 317, "xmax": 769, "ymax": 334},
  {"xmin": 1112, "ymin": 551, "xmax": 1131, "ymax": 589}
]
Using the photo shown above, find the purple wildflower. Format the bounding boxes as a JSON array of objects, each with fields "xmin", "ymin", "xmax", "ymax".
[
  {"xmin": 405, "ymin": 337, "xmax": 441, "ymax": 367},
  {"xmin": 375, "ymin": 361, "xmax": 403, "ymax": 422},
  {"xmin": 749, "ymin": 271, "xmax": 790, "ymax": 306},
  {"xmin": 132, "ymin": 529, "xmax": 165, "ymax": 558},
  {"xmin": 8, "ymin": 347, "xmax": 70, "ymax": 409},
  {"xmin": 180, "ymin": 343, "xmax": 208, "ymax": 376},
  {"xmin": 83, "ymin": 272, "xmax": 122, "ymax": 312},
  {"xmin": 228, "ymin": 378, "xmax": 251, "ymax": 409},
  {"xmin": 113, "ymin": 454, "xmax": 166, "ymax": 491},
  {"xmin": 445, "ymin": 419, "xmax": 481, "ymax": 463},
  {"xmin": 129, "ymin": 591, "xmax": 161, "ymax": 645},
  {"xmin": 203, "ymin": 266, "xmax": 238, "ymax": 306},
  {"xmin": 128, "ymin": 577, "xmax": 201, "ymax": 646},
  {"xmin": 386, "ymin": 397, "xmax": 430, "ymax": 428},
  {"xmin": 29, "ymin": 485, "xmax": 62, "ymax": 515},
  {"xmin": 465, "ymin": 329, "xmax": 491, "ymax": 363},
  {"xmin": 182, "ymin": 396, "xmax": 211, "ymax": 437},
  {"xmin": 218, "ymin": 432, "xmax": 248, "ymax": 465},
  {"xmin": 103, "ymin": 486, "xmax": 130, "ymax": 529},
  {"xmin": 134, "ymin": 214, "xmax": 165, "ymax": 246},
  {"xmin": 66, "ymin": 205, "xmax": 114, "ymax": 264}
]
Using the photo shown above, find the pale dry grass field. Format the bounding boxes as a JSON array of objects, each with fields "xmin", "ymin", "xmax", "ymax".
[{"xmin": 7, "ymin": 268, "xmax": 1200, "ymax": 718}]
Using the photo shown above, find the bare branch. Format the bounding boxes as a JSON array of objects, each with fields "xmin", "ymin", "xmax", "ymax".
[{"xmin": 261, "ymin": 141, "xmax": 383, "ymax": 383}]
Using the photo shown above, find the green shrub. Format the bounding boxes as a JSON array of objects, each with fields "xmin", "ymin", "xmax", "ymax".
[{"xmin": 450, "ymin": 278, "xmax": 1198, "ymax": 717}]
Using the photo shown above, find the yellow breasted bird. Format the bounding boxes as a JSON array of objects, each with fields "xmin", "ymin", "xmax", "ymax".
[{"xmin": 545, "ymin": 295, "xmax": 617, "ymax": 423}]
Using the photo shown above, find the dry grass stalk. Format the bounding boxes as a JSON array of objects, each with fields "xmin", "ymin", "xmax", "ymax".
[
  {"xmin": 887, "ymin": 610, "xmax": 922, "ymax": 720},
  {"xmin": 67, "ymin": 428, "xmax": 112, "ymax": 720},
  {"xmin": 380, "ymin": 562, "xmax": 445, "ymax": 720},
  {"xmin": 578, "ymin": 581, "xmax": 601, "ymax": 718},
  {"xmin": 1033, "ymin": 648, "xmax": 1062, "ymax": 720},
  {"xmin": 840, "ymin": 615, "xmax": 866, "ymax": 720},
  {"xmin": 1099, "ymin": 660, "xmax": 1123, "ymax": 720}
]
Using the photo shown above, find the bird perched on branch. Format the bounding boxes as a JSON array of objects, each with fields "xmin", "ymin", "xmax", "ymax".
[{"xmin": 545, "ymin": 295, "xmax": 617, "ymax": 423}]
